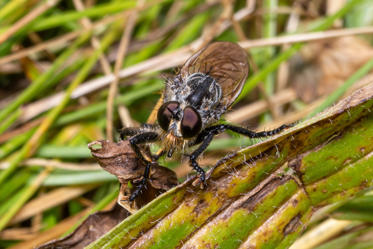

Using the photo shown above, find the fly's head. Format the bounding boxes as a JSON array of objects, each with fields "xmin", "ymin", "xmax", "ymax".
[
  {"xmin": 157, "ymin": 100, "xmax": 202, "ymax": 140},
  {"xmin": 159, "ymin": 73, "xmax": 223, "ymax": 140}
]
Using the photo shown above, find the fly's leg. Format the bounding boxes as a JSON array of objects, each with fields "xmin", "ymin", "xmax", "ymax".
[
  {"xmin": 120, "ymin": 127, "xmax": 143, "ymax": 139},
  {"xmin": 127, "ymin": 132, "xmax": 159, "ymax": 201},
  {"xmin": 120, "ymin": 124, "xmax": 160, "ymax": 161},
  {"xmin": 119, "ymin": 124, "xmax": 158, "ymax": 139},
  {"xmin": 220, "ymin": 124, "xmax": 293, "ymax": 138},
  {"xmin": 189, "ymin": 123, "xmax": 293, "ymax": 185},
  {"xmin": 189, "ymin": 134, "xmax": 214, "ymax": 187}
]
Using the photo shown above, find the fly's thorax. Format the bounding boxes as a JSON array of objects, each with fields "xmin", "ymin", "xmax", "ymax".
[{"xmin": 163, "ymin": 73, "xmax": 224, "ymax": 128}]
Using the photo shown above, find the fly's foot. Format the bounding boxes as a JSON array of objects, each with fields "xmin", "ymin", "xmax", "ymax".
[
  {"xmin": 190, "ymin": 155, "xmax": 207, "ymax": 189},
  {"xmin": 129, "ymin": 178, "xmax": 148, "ymax": 201}
]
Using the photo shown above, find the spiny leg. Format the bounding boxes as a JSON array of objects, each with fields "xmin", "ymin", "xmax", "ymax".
[
  {"xmin": 120, "ymin": 127, "xmax": 143, "ymax": 139},
  {"xmin": 189, "ymin": 135, "xmax": 214, "ymax": 187},
  {"xmin": 120, "ymin": 124, "xmax": 160, "ymax": 161},
  {"xmin": 194, "ymin": 123, "xmax": 292, "ymax": 145},
  {"xmin": 128, "ymin": 131, "xmax": 159, "ymax": 201},
  {"xmin": 119, "ymin": 124, "xmax": 158, "ymax": 139},
  {"xmin": 189, "ymin": 123, "xmax": 292, "ymax": 185}
]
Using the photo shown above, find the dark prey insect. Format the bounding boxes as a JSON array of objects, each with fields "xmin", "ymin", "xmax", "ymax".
[{"xmin": 120, "ymin": 42, "xmax": 291, "ymax": 201}]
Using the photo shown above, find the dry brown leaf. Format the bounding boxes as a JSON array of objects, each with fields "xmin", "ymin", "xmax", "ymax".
[
  {"xmin": 290, "ymin": 36, "xmax": 373, "ymax": 102},
  {"xmin": 88, "ymin": 140, "xmax": 178, "ymax": 209},
  {"xmin": 37, "ymin": 203, "xmax": 129, "ymax": 249},
  {"xmin": 37, "ymin": 139, "xmax": 178, "ymax": 248}
]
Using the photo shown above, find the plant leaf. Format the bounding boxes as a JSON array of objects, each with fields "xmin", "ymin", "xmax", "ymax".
[{"xmin": 86, "ymin": 83, "xmax": 373, "ymax": 249}]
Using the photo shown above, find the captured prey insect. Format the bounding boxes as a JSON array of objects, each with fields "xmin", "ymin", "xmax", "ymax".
[{"xmin": 120, "ymin": 42, "xmax": 291, "ymax": 201}]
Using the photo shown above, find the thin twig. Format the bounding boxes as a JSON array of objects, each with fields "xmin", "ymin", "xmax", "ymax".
[
  {"xmin": 258, "ymin": 98, "xmax": 325, "ymax": 130},
  {"xmin": 198, "ymin": 0, "xmax": 233, "ymax": 49},
  {"xmin": 106, "ymin": 1, "xmax": 142, "ymax": 140},
  {"xmin": 0, "ymin": 158, "xmax": 100, "ymax": 171},
  {"xmin": 0, "ymin": 227, "xmax": 37, "ymax": 241},
  {"xmin": 0, "ymin": 14, "xmax": 120, "ymax": 66},
  {"xmin": 9, "ymin": 185, "xmax": 97, "ymax": 225},
  {"xmin": 118, "ymin": 105, "xmax": 136, "ymax": 127},
  {"xmin": 8, "ymin": 209, "xmax": 90, "ymax": 249},
  {"xmin": 73, "ymin": 0, "xmax": 113, "ymax": 75},
  {"xmin": 0, "ymin": 0, "xmax": 170, "ymax": 66},
  {"xmin": 0, "ymin": 0, "xmax": 61, "ymax": 44},
  {"xmin": 225, "ymin": 88, "xmax": 297, "ymax": 124},
  {"xmin": 28, "ymin": 32, "xmax": 56, "ymax": 61},
  {"xmin": 239, "ymin": 26, "xmax": 373, "ymax": 48}
]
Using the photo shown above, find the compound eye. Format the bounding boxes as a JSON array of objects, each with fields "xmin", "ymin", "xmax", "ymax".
[
  {"xmin": 181, "ymin": 106, "xmax": 202, "ymax": 138},
  {"xmin": 157, "ymin": 101, "xmax": 179, "ymax": 131}
]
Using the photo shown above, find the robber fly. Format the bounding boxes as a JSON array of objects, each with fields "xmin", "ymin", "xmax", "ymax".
[{"xmin": 121, "ymin": 42, "xmax": 291, "ymax": 201}]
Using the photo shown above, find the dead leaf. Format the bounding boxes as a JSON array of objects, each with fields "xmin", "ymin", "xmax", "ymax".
[
  {"xmin": 88, "ymin": 140, "xmax": 178, "ymax": 209},
  {"xmin": 290, "ymin": 36, "xmax": 373, "ymax": 102},
  {"xmin": 36, "ymin": 203, "xmax": 129, "ymax": 249}
]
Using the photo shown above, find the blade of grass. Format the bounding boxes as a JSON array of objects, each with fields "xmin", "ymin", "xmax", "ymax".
[
  {"xmin": 0, "ymin": 128, "xmax": 35, "ymax": 160},
  {"xmin": 0, "ymin": 0, "xmax": 61, "ymax": 43},
  {"xmin": 237, "ymin": 0, "xmax": 362, "ymax": 101},
  {"xmin": 55, "ymin": 80, "xmax": 163, "ymax": 126},
  {"xmin": 0, "ymin": 169, "xmax": 31, "ymax": 203},
  {"xmin": 106, "ymin": 0, "xmax": 141, "ymax": 140},
  {"xmin": 307, "ymin": 57, "xmax": 373, "ymax": 118},
  {"xmin": 0, "ymin": 0, "xmax": 28, "ymax": 23},
  {"xmin": 290, "ymin": 219, "xmax": 354, "ymax": 249},
  {"xmin": 1, "ymin": 1, "xmax": 136, "ymax": 33},
  {"xmin": 0, "ymin": 109, "xmax": 21, "ymax": 134},
  {"xmin": 64, "ymin": 187, "xmax": 119, "ymax": 235},
  {"xmin": 0, "ymin": 167, "xmax": 52, "ymax": 231},
  {"xmin": 0, "ymin": 32, "xmax": 91, "ymax": 129},
  {"xmin": 42, "ymin": 171, "xmax": 116, "ymax": 186},
  {"xmin": 9, "ymin": 185, "xmax": 98, "ymax": 225},
  {"xmin": 261, "ymin": 0, "xmax": 278, "ymax": 122},
  {"xmin": 165, "ymin": 11, "xmax": 210, "ymax": 52},
  {"xmin": 36, "ymin": 145, "xmax": 91, "ymax": 159},
  {"xmin": 0, "ymin": 190, "xmax": 24, "ymax": 218},
  {"xmin": 0, "ymin": 25, "xmax": 119, "ymax": 188}
]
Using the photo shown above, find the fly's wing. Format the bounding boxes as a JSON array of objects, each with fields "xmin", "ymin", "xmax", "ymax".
[{"xmin": 180, "ymin": 42, "xmax": 249, "ymax": 108}]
